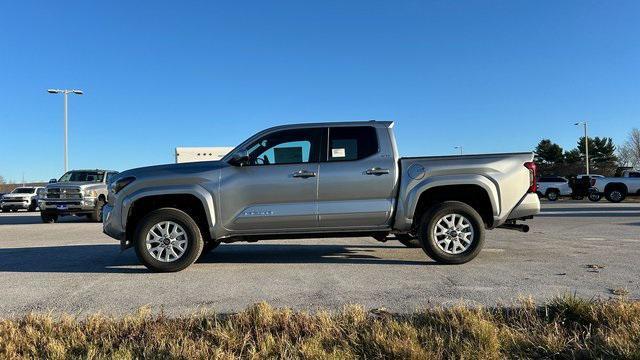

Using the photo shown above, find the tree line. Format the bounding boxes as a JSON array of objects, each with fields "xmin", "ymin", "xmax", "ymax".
[{"xmin": 534, "ymin": 128, "xmax": 640, "ymax": 177}]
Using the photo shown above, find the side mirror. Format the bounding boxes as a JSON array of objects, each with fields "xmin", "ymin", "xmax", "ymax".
[
  {"xmin": 49, "ymin": 178, "xmax": 58, "ymax": 183},
  {"xmin": 228, "ymin": 150, "xmax": 250, "ymax": 167}
]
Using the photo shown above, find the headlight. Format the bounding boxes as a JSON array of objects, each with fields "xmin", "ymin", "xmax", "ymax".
[
  {"xmin": 111, "ymin": 176, "xmax": 136, "ymax": 194},
  {"xmin": 83, "ymin": 189, "xmax": 97, "ymax": 197}
]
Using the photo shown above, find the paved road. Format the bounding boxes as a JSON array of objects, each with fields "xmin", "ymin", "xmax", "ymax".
[{"xmin": 0, "ymin": 201, "xmax": 638, "ymax": 316}]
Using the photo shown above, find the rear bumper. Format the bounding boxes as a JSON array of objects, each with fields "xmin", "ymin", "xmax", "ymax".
[{"xmin": 506, "ymin": 193, "xmax": 540, "ymax": 220}]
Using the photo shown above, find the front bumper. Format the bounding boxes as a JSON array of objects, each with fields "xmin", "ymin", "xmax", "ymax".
[
  {"xmin": 507, "ymin": 193, "xmax": 541, "ymax": 220},
  {"xmin": 39, "ymin": 197, "xmax": 97, "ymax": 213},
  {"xmin": 1, "ymin": 200, "xmax": 31, "ymax": 210},
  {"xmin": 102, "ymin": 203, "xmax": 126, "ymax": 242}
]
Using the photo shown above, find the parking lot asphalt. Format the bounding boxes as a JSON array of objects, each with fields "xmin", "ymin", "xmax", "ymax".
[{"xmin": 0, "ymin": 201, "xmax": 638, "ymax": 316}]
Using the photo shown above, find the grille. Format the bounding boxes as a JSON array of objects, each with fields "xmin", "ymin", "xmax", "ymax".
[
  {"xmin": 3, "ymin": 198, "xmax": 27, "ymax": 202},
  {"xmin": 47, "ymin": 188, "xmax": 82, "ymax": 199}
]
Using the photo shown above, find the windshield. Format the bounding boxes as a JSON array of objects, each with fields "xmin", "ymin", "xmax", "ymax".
[
  {"xmin": 12, "ymin": 187, "xmax": 35, "ymax": 194},
  {"xmin": 58, "ymin": 171, "xmax": 105, "ymax": 183}
]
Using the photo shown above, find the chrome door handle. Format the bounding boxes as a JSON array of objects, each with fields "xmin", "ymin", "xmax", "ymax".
[
  {"xmin": 365, "ymin": 168, "xmax": 390, "ymax": 176},
  {"xmin": 292, "ymin": 170, "xmax": 316, "ymax": 178}
]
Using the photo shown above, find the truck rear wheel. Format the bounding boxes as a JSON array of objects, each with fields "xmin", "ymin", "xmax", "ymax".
[
  {"xmin": 133, "ymin": 208, "xmax": 204, "ymax": 272},
  {"xmin": 605, "ymin": 189, "xmax": 625, "ymax": 203},
  {"xmin": 417, "ymin": 201, "xmax": 485, "ymax": 264}
]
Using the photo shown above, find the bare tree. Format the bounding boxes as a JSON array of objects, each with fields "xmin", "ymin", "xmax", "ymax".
[
  {"xmin": 619, "ymin": 128, "xmax": 640, "ymax": 168},
  {"xmin": 0, "ymin": 175, "xmax": 5, "ymax": 184}
]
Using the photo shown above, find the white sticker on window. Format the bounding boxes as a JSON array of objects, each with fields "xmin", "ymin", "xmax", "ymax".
[{"xmin": 332, "ymin": 148, "xmax": 346, "ymax": 158}]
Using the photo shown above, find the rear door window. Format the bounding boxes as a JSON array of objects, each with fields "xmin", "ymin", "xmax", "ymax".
[{"xmin": 327, "ymin": 126, "xmax": 378, "ymax": 162}]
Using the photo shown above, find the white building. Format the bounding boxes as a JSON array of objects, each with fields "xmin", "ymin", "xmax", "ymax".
[{"xmin": 175, "ymin": 147, "xmax": 234, "ymax": 163}]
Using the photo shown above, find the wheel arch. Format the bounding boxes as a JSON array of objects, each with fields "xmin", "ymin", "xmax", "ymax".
[
  {"xmin": 403, "ymin": 177, "xmax": 497, "ymax": 230},
  {"xmin": 604, "ymin": 182, "xmax": 628, "ymax": 195},
  {"xmin": 122, "ymin": 185, "xmax": 215, "ymax": 242}
]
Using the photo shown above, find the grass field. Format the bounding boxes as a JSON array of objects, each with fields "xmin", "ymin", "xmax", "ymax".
[{"xmin": 1, "ymin": 295, "xmax": 639, "ymax": 359}]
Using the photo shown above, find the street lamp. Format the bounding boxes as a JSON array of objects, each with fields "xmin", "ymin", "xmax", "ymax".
[
  {"xmin": 574, "ymin": 121, "xmax": 589, "ymax": 175},
  {"xmin": 47, "ymin": 89, "xmax": 84, "ymax": 172},
  {"xmin": 454, "ymin": 146, "xmax": 463, "ymax": 155}
]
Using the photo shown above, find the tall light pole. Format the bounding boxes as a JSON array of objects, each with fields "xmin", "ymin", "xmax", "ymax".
[
  {"xmin": 574, "ymin": 121, "xmax": 589, "ymax": 175},
  {"xmin": 454, "ymin": 146, "xmax": 463, "ymax": 155},
  {"xmin": 48, "ymin": 89, "xmax": 83, "ymax": 172}
]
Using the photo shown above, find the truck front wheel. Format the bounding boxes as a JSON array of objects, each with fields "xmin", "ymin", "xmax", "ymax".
[
  {"xmin": 133, "ymin": 208, "xmax": 204, "ymax": 272},
  {"xmin": 41, "ymin": 212, "xmax": 58, "ymax": 223},
  {"xmin": 417, "ymin": 201, "xmax": 485, "ymax": 264},
  {"xmin": 90, "ymin": 199, "xmax": 105, "ymax": 222}
]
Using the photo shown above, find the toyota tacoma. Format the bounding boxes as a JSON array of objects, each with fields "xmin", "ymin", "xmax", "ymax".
[{"xmin": 103, "ymin": 121, "xmax": 540, "ymax": 272}]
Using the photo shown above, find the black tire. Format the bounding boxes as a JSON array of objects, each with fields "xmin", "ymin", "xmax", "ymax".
[
  {"xmin": 90, "ymin": 199, "xmax": 105, "ymax": 222},
  {"xmin": 41, "ymin": 212, "xmax": 58, "ymax": 223},
  {"xmin": 605, "ymin": 189, "xmax": 626, "ymax": 203},
  {"xmin": 417, "ymin": 201, "xmax": 485, "ymax": 264},
  {"xmin": 546, "ymin": 190, "xmax": 559, "ymax": 201},
  {"xmin": 396, "ymin": 234, "xmax": 421, "ymax": 248},
  {"xmin": 133, "ymin": 208, "xmax": 204, "ymax": 272},
  {"xmin": 588, "ymin": 192, "xmax": 602, "ymax": 202},
  {"xmin": 28, "ymin": 202, "xmax": 38, "ymax": 212}
]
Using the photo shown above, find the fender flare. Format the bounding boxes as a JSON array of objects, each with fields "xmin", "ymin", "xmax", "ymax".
[
  {"xmin": 604, "ymin": 182, "xmax": 628, "ymax": 195},
  {"xmin": 120, "ymin": 184, "xmax": 216, "ymax": 234},
  {"xmin": 402, "ymin": 174, "xmax": 500, "ymax": 223}
]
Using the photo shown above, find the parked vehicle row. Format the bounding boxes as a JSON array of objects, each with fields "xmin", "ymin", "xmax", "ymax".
[
  {"xmin": 102, "ymin": 121, "xmax": 540, "ymax": 272},
  {"xmin": 535, "ymin": 169, "xmax": 640, "ymax": 203},
  {"xmin": 0, "ymin": 187, "xmax": 44, "ymax": 212}
]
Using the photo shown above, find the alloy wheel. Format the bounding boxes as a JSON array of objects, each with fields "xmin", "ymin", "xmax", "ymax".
[
  {"xmin": 432, "ymin": 213, "xmax": 475, "ymax": 255},
  {"xmin": 146, "ymin": 221, "xmax": 189, "ymax": 262}
]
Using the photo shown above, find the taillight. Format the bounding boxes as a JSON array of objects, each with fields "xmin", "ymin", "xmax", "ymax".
[
  {"xmin": 524, "ymin": 162, "xmax": 537, "ymax": 193},
  {"xmin": 590, "ymin": 178, "xmax": 596, "ymax": 187}
]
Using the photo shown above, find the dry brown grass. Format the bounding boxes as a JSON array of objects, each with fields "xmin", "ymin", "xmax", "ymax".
[{"xmin": 1, "ymin": 295, "xmax": 639, "ymax": 359}]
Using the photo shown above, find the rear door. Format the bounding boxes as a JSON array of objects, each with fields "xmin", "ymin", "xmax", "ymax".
[{"xmin": 317, "ymin": 125, "xmax": 397, "ymax": 229}]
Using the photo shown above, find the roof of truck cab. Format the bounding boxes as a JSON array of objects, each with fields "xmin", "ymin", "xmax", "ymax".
[
  {"xmin": 264, "ymin": 120, "xmax": 394, "ymax": 132},
  {"xmin": 67, "ymin": 169, "xmax": 118, "ymax": 172}
]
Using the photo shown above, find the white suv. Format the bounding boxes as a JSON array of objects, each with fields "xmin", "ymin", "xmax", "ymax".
[
  {"xmin": 0, "ymin": 187, "xmax": 44, "ymax": 212},
  {"xmin": 537, "ymin": 176, "xmax": 572, "ymax": 201}
]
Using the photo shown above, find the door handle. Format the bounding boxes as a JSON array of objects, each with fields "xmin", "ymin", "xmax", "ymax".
[
  {"xmin": 292, "ymin": 170, "xmax": 317, "ymax": 178},
  {"xmin": 365, "ymin": 168, "xmax": 390, "ymax": 176}
]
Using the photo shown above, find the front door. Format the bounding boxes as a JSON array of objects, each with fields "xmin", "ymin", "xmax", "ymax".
[
  {"xmin": 219, "ymin": 128, "xmax": 323, "ymax": 233},
  {"xmin": 317, "ymin": 125, "xmax": 397, "ymax": 229}
]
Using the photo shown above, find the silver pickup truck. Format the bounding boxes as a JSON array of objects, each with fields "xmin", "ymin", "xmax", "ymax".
[
  {"xmin": 40, "ymin": 169, "xmax": 119, "ymax": 223},
  {"xmin": 103, "ymin": 121, "xmax": 540, "ymax": 272}
]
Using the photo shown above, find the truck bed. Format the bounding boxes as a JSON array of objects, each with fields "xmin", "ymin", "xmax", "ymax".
[{"xmin": 394, "ymin": 152, "xmax": 536, "ymax": 230}]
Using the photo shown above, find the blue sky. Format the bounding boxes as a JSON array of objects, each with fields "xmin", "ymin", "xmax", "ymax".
[{"xmin": 1, "ymin": 1, "xmax": 638, "ymax": 182}]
